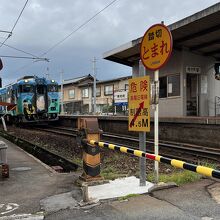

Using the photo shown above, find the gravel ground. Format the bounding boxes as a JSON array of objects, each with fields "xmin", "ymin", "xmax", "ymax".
[{"xmin": 0, "ymin": 125, "xmax": 207, "ymax": 178}]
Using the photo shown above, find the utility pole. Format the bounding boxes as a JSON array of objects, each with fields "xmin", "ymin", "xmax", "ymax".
[
  {"xmin": 46, "ymin": 67, "xmax": 50, "ymax": 79},
  {"xmin": 60, "ymin": 70, "xmax": 64, "ymax": 115},
  {"xmin": 92, "ymin": 57, "xmax": 97, "ymax": 114}
]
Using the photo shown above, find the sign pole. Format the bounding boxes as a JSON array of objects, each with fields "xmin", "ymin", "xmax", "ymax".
[
  {"xmin": 154, "ymin": 69, "xmax": 159, "ymax": 183},
  {"xmin": 139, "ymin": 60, "xmax": 146, "ymax": 186},
  {"xmin": 139, "ymin": 23, "xmax": 172, "ymax": 184}
]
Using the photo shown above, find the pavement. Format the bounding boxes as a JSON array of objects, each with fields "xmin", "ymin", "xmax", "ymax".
[
  {"xmin": 88, "ymin": 176, "xmax": 154, "ymax": 200},
  {"xmin": 1, "ymin": 137, "xmax": 220, "ymax": 220},
  {"xmin": 0, "ymin": 137, "xmax": 82, "ymax": 219}
]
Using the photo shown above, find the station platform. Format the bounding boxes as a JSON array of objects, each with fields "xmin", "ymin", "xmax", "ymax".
[
  {"xmin": 1, "ymin": 137, "xmax": 220, "ymax": 220},
  {"xmin": 0, "ymin": 137, "xmax": 81, "ymax": 219},
  {"xmin": 59, "ymin": 114, "xmax": 220, "ymax": 125}
]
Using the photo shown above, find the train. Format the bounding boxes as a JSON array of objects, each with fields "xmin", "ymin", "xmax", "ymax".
[{"xmin": 0, "ymin": 75, "xmax": 60, "ymax": 123}]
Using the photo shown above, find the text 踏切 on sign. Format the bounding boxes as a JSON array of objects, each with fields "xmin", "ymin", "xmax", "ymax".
[{"xmin": 140, "ymin": 23, "xmax": 172, "ymax": 71}]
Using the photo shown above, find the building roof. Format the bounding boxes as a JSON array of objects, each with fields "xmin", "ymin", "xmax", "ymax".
[
  {"xmin": 103, "ymin": 3, "xmax": 220, "ymax": 66},
  {"xmin": 97, "ymin": 75, "xmax": 131, "ymax": 84},
  {"xmin": 63, "ymin": 74, "xmax": 93, "ymax": 85}
]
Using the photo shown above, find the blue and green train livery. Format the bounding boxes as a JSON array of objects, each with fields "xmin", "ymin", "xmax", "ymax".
[{"xmin": 0, "ymin": 75, "xmax": 59, "ymax": 123}]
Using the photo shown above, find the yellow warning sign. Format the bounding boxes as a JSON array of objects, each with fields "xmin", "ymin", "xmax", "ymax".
[
  {"xmin": 140, "ymin": 23, "xmax": 172, "ymax": 71},
  {"xmin": 128, "ymin": 76, "xmax": 150, "ymax": 132}
]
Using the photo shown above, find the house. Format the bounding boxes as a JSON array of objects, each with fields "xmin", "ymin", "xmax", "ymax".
[{"xmin": 62, "ymin": 74, "xmax": 131, "ymax": 114}]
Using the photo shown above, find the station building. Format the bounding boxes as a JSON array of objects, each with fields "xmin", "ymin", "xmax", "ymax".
[{"xmin": 103, "ymin": 3, "xmax": 220, "ymax": 117}]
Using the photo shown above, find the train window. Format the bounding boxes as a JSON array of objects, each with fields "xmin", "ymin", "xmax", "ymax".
[
  {"xmin": 48, "ymin": 85, "xmax": 58, "ymax": 92},
  {"xmin": 19, "ymin": 85, "xmax": 33, "ymax": 93},
  {"xmin": 37, "ymin": 85, "xmax": 45, "ymax": 94}
]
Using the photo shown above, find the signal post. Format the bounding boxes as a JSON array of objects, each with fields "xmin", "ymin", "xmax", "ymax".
[{"xmin": 129, "ymin": 23, "xmax": 173, "ymax": 184}]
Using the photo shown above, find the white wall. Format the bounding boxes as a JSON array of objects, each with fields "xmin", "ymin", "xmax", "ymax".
[{"xmin": 132, "ymin": 49, "xmax": 217, "ymax": 117}]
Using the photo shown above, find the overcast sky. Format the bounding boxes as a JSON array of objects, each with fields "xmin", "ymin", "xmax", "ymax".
[{"xmin": 0, "ymin": 0, "xmax": 219, "ymax": 85}]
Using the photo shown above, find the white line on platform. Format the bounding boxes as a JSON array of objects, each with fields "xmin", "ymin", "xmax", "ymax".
[{"xmin": 0, "ymin": 213, "xmax": 44, "ymax": 220}]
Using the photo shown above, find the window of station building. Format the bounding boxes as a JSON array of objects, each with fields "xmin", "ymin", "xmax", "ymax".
[
  {"xmin": 104, "ymin": 85, "xmax": 113, "ymax": 96},
  {"xmin": 168, "ymin": 74, "xmax": 180, "ymax": 97},
  {"xmin": 82, "ymin": 88, "xmax": 89, "ymax": 98},
  {"xmin": 68, "ymin": 89, "xmax": 75, "ymax": 99},
  {"xmin": 96, "ymin": 87, "xmax": 101, "ymax": 97},
  {"xmin": 159, "ymin": 74, "xmax": 180, "ymax": 98},
  {"xmin": 159, "ymin": 77, "xmax": 167, "ymax": 98}
]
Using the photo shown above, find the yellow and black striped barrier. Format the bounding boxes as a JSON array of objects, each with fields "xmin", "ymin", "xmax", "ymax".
[{"xmin": 88, "ymin": 140, "xmax": 220, "ymax": 180}]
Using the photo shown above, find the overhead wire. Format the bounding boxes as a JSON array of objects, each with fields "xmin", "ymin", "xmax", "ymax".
[
  {"xmin": 0, "ymin": 41, "xmax": 41, "ymax": 58},
  {"xmin": 41, "ymin": 0, "xmax": 118, "ymax": 56},
  {"xmin": 10, "ymin": 0, "xmax": 29, "ymax": 33},
  {"xmin": 0, "ymin": 0, "xmax": 29, "ymax": 48},
  {"xmin": 0, "ymin": 55, "xmax": 48, "ymax": 61},
  {"xmin": 12, "ymin": 0, "xmax": 119, "ymax": 74},
  {"xmin": 0, "ymin": 0, "xmax": 49, "ymax": 68},
  {"xmin": 0, "ymin": 30, "xmax": 12, "ymax": 34}
]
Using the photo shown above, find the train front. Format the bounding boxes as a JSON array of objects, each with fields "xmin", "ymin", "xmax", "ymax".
[
  {"xmin": 17, "ymin": 77, "xmax": 36, "ymax": 122},
  {"xmin": 46, "ymin": 79, "xmax": 59, "ymax": 120},
  {"xmin": 35, "ymin": 77, "xmax": 59, "ymax": 121},
  {"xmin": 17, "ymin": 76, "xmax": 59, "ymax": 122}
]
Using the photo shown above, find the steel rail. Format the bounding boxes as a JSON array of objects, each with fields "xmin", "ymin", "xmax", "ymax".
[{"xmin": 32, "ymin": 126, "xmax": 220, "ymax": 162}]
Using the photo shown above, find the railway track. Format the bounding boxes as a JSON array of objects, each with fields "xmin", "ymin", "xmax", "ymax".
[
  {"xmin": 0, "ymin": 129, "xmax": 78, "ymax": 172},
  {"xmin": 34, "ymin": 126, "xmax": 220, "ymax": 163}
]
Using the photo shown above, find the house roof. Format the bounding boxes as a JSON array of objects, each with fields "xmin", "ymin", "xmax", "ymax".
[
  {"xmin": 63, "ymin": 74, "xmax": 93, "ymax": 85},
  {"xmin": 103, "ymin": 3, "xmax": 220, "ymax": 66},
  {"xmin": 97, "ymin": 75, "xmax": 131, "ymax": 84}
]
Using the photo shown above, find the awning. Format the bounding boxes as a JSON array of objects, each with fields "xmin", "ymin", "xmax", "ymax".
[{"xmin": 103, "ymin": 3, "xmax": 220, "ymax": 66}]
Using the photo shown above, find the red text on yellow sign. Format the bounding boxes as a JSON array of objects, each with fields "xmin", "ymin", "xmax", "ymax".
[
  {"xmin": 128, "ymin": 76, "xmax": 150, "ymax": 132},
  {"xmin": 140, "ymin": 24, "xmax": 172, "ymax": 71}
]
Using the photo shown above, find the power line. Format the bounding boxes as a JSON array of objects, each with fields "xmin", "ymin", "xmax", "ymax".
[
  {"xmin": 0, "ymin": 0, "xmax": 29, "ymax": 48},
  {"xmin": 0, "ymin": 41, "xmax": 40, "ymax": 58},
  {"xmin": 11, "ymin": 0, "xmax": 29, "ymax": 33},
  {"xmin": 11, "ymin": 62, "xmax": 37, "ymax": 74},
  {"xmin": 0, "ymin": 35, "xmax": 11, "ymax": 50},
  {"xmin": 12, "ymin": 0, "xmax": 119, "ymax": 74},
  {"xmin": 0, "ymin": 30, "xmax": 12, "ymax": 34},
  {"xmin": 0, "ymin": 55, "xmax": 49, "ymax": 61},
  {"xmin": 41, "ymin": 0, "xmax": 118, "ymax": 56}
]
